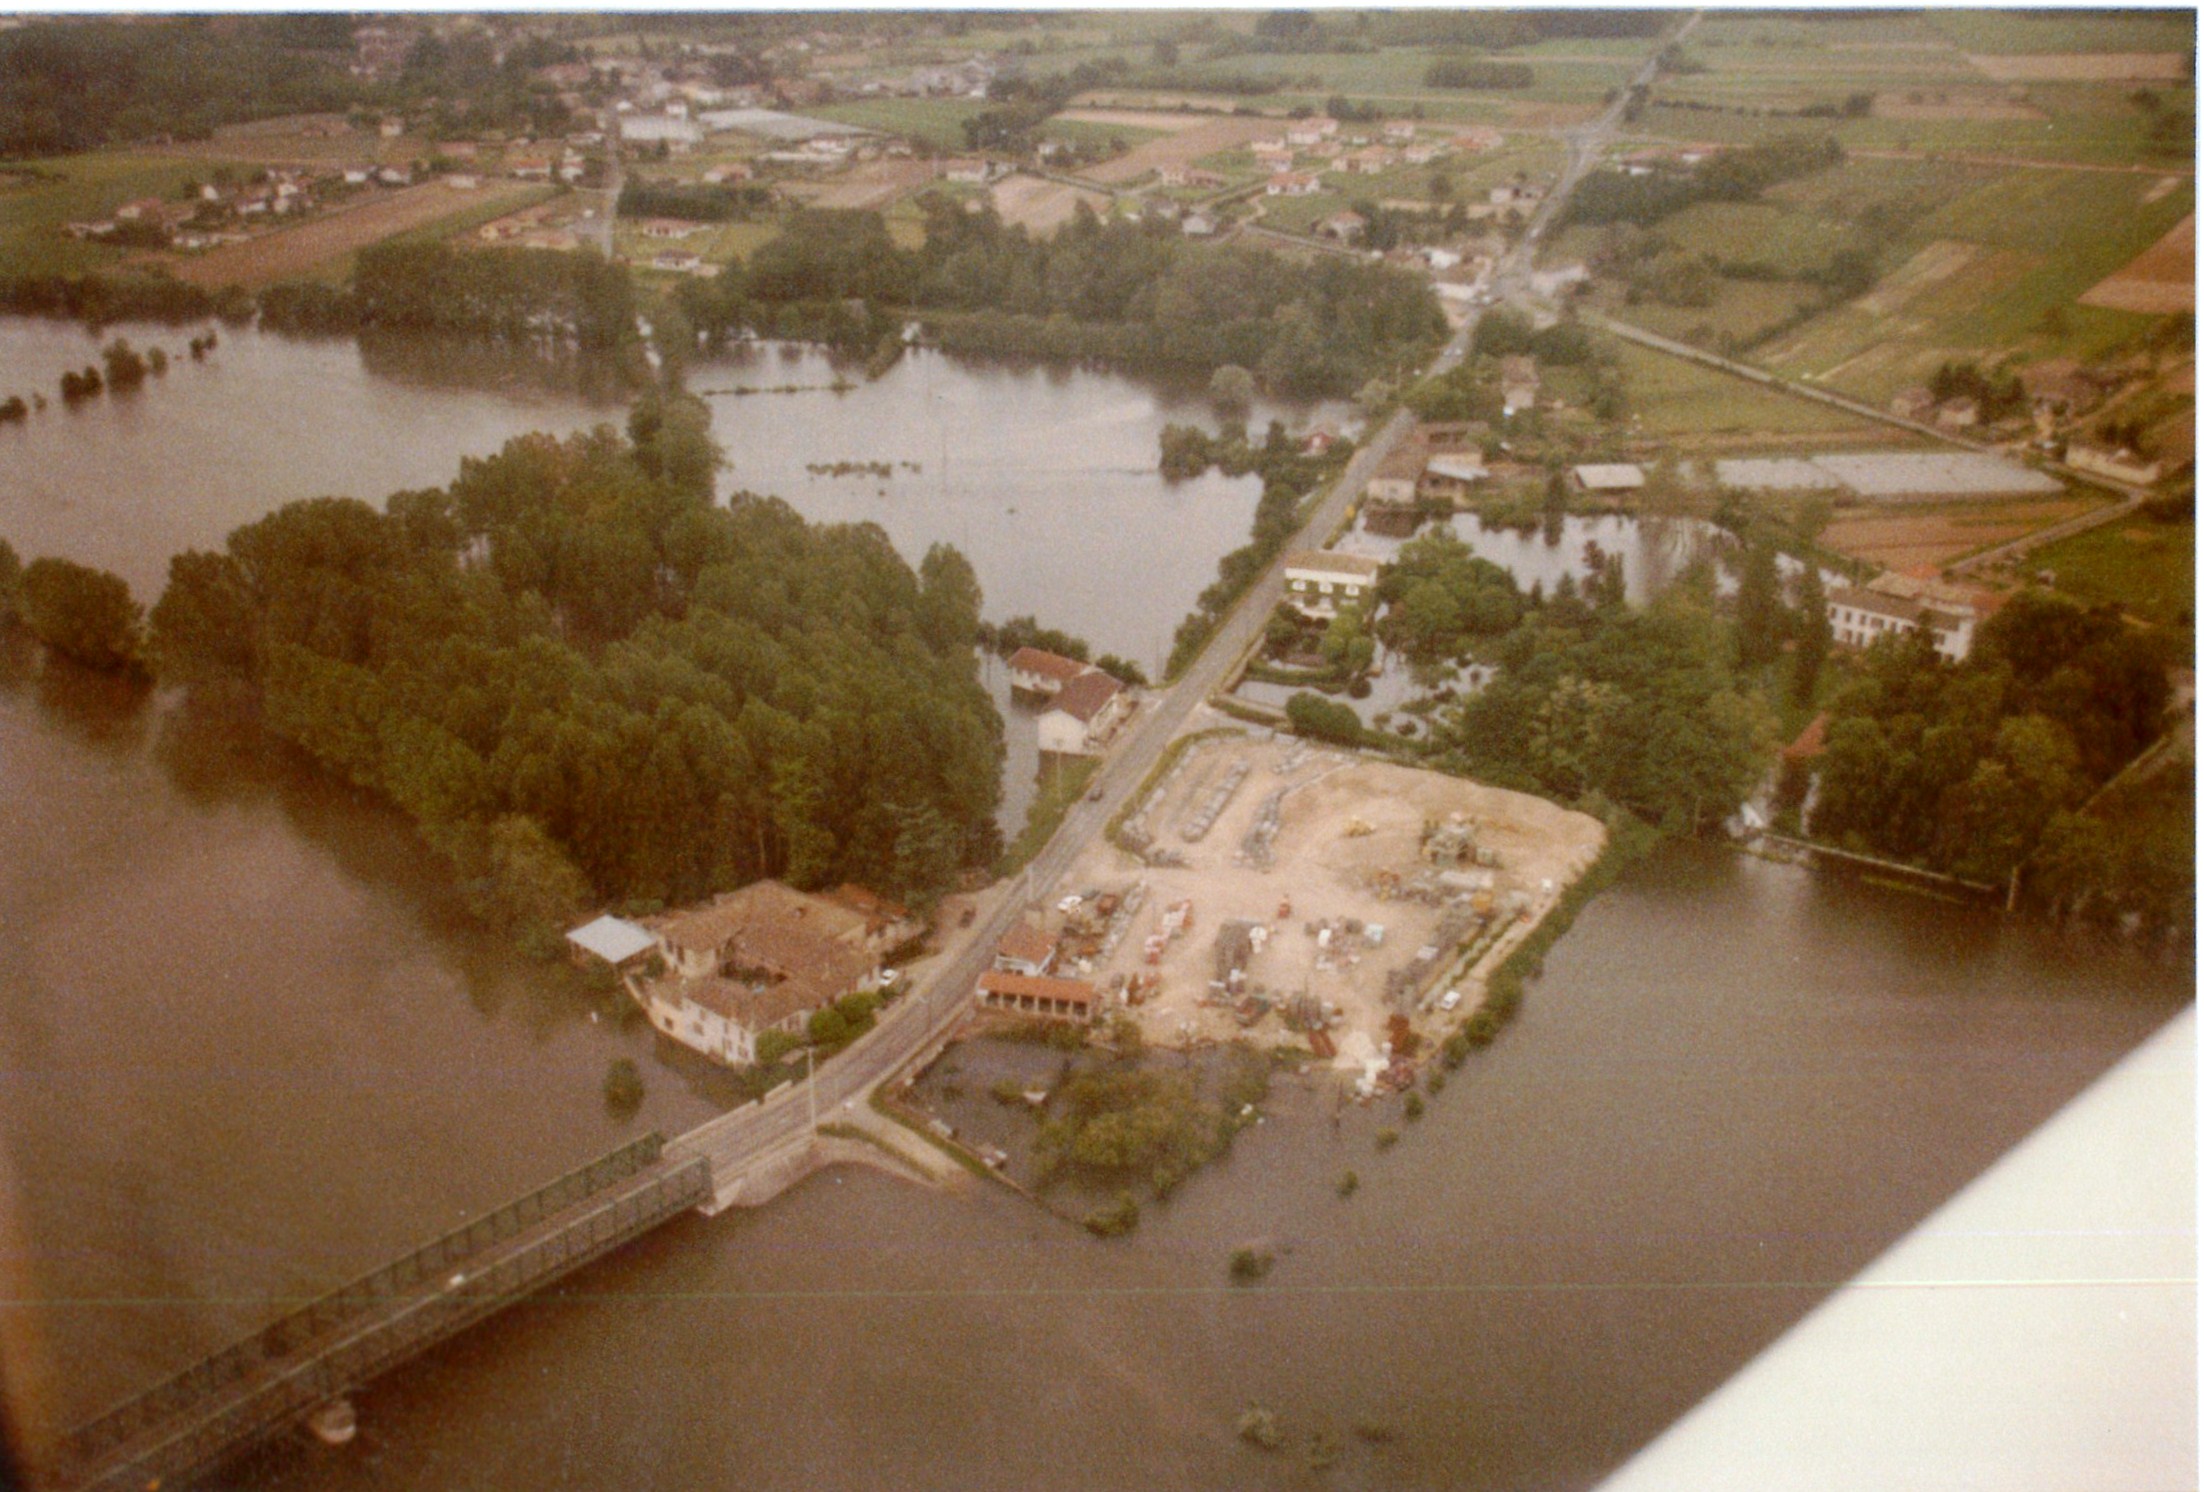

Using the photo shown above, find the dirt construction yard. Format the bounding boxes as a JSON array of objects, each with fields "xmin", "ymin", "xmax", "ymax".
[{"xmin": 1051, "ymin": 732, "xmax": 1605, "ymax": 1070}]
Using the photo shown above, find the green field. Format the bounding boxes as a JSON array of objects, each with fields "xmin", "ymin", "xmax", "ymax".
[
  {"xmin": 1602, "ymin": 335, "xmax": 1887, "ymax": 440},
  {"xmin": 1602, "ymin": 277, "xmax": 1829, "ymax": 349},
  {"xmin": 1922, "ymin": 9, "xmax": 2195, "ymax": 56},
  {"xmin": 1718, "ymin": 162, "xmax": 2195, "ymax": 402},
  {"xmin": 812, "ymin": 97, "xmax": 991, "ymax": 151},
  {"xmin": 1037, "ymin": 117, "xmax": 1165, "ymax": 155},
  {"xmin": 2030, "ymin": 514, "xmax": 2195, "ymax": 627},
  {"xmin": 0, "ymin": 152, "xmax": 251, "ymax": 275},
  {"xmin": 1160, "ymin": 45, "xmax": 1642, "ymax": 107}
]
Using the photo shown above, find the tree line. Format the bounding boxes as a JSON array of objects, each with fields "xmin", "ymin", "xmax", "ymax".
[
  {"xmin": 675, "ymin": 197, "xmax": 1447, "ymax": 398},
  {"xmin": 1804, "ymin": 591, "xmax": 2183, "ymax": 916},
  {"xmin": 124, "ymin": 398, "xmax": 1004, "ymax": 950},
  {"xmin": 1564, "ymin": 135, "xmax": 1845, "ymax": 230}
]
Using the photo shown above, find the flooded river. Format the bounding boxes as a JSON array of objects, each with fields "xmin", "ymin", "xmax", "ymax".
[{"xmin": 0, "ymin": 317, "xmax": 2187, "ymax": 1488}]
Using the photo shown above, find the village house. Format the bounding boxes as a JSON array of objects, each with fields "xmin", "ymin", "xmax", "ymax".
[
  {"xmin": 1266, "ymin": 172, "xmax": 1320, "ymax": 197},
  {"xmin": 942, "ymin": 158, "xmax": 998, "ymax": 184},
  {"xmin": 1007, "ymin": 646, "xmax": 1089, "ymax": 697},
  {"xmin": 1890, "ymin": 386, "xmax": 1937, "ymax": 422},
  {"xmin": 652, "ymin": 250, "xmax": 707, "ymax": 274},
  {"xmin": 1286, "ymin": 118, "xmax": 1339, "ymax": 146},
  {"xmin": 1318, "ymin": 210, "xmax": 1366, "ymax": 243},
  {"xmin": 993, "ymin": 921, "xmax": 1058, "ymax": 978},
  {"xmin": 1418, "ymin": 450, "xmax": 1488, "ymax": 501},
  {"xmin": 1252, "ymin": 140, "xmax": 1295, "ymax": 166},
  {"xmin": 1403, "ymin": 144, "xmax": 1444, "ymax": 166},
  {"xmin": 1038, "ymin": 670, "xmax": 1130, "ymax": 757},
  {"xmin": 1343, "ymin": 146, "xmax": 1393, "ymax": 175},
  {"xmin": 630, "ymin": 880, "xmax": 914, "ymax": 1068},
  {"xmin": 1384, "ymin": 120, "xmax": 1418, "ymax": 142},
  {"xmin": 640, "ymin": 218, "xmax": 702, "ymax": 239},
  {"xmin": 1158, "ymin": 165, "xmax": 1226, "ymax": 189},
  {"xmin": 2065, "ymin": 444, "xmax": 2167, "ymax": 486},
  {"xmin": 1181, "ymin": 212, "xmax": 1217, "ymax": 238},
  {"xmin": 1361, "ymin": 445, "xmax": 1425, "ymax": 505},
  {"xmin": 508, "ymin": 154, "xmax": 554, "ymax": 180},
  {"xmin": 976, "ymin": 970, "xmax": 1097, "ymax": 1023},
  {"xmin": 1935, "ymin": 397, "xmax": 1981, "ymax": 430},
  {"xmin": 1283, "ymin": 549, "xmax": 1383, "ymax": 620},
  {"xmin": 1573, "ymin": 463, "xmax": 1645, "ymax": 494},
  {"xmin": 1452, "ymin": 128, "xmax": 1505, "ymax": 152},
  {"xmin": 1826, "ymin": 579, "xmax": 1980, "ymax": 663}
]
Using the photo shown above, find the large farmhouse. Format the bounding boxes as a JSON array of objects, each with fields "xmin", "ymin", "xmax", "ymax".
[{"xmin": 612, "ymin": 881, "xmax": 916, "ymax": 1067}]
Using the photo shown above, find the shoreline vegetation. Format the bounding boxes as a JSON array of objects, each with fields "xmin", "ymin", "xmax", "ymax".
[{"xmin": 3, "ymin": 391, "xmax": 1013, "ymax": 956}]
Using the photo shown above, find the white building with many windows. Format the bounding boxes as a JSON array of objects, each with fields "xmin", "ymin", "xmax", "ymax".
[
  {"xmin": 1826, "ymin": 585, "xmax": 1977, "ymax": 663},
  {"xmin": 1282, "ymin": 549, "xmax": 1383, "ymax": 620}
]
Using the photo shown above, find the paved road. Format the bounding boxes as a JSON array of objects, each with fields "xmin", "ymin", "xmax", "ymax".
[{"xmin": 1492, "ymin": 10, "xmax": 1700, "ymax": 306}]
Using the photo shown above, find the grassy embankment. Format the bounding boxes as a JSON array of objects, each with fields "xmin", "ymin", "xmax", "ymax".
[
  {"xmin": 995, "ymin": 755, "xmax": 1100, "ymax": 878},
  {"xmin": 2029, "ymin": 514, "xmax": 2195, "ymax": 628}
]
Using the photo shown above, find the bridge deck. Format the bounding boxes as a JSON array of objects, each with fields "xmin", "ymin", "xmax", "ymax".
[{"xmin": 58, "ymin": 1138, "xmax": 709, "ymax": 1492}]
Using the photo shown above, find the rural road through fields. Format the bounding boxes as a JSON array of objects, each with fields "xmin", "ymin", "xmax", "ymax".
[{"xmin": 671, "ymin": 15, "xmax": 1705, "ymax": 1188}]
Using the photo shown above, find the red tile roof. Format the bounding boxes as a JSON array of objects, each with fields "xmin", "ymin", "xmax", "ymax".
[
  {"xmin": 996, "ymin": 922, "xmax": 1057, "ymax": 967},
  {"xmin": 1049, "ymin": 670, "xmax": 1123, "ymax": 724},
  {"xmin": 1007, "ymin": 647, "xmax": 1088, "ymax": 685},
  {"xmin": 978, "ymin": 971, "xmax": 1097, "ymax": 1007}
]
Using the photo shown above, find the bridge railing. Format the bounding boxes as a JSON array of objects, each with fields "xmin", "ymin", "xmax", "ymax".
[
  {"xmin": 62, "ymin": 1132, "xmax": 670, "ymax": 1467},
  {"xmin": 74, "ymin": 1154, "xmax": 713, "ymax": 1492}
]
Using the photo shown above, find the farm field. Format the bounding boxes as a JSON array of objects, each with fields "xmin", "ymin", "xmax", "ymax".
[
  {"xmin": 989, "ymin": 174, "xmax": 1112, "ymax": 234},
  {"xmin": 1596, "ymin": 277, "xmax": 1829, "ymax": 351},
  {"xmin": 1755, "ymin": 167, "xmax": 2193, "ymax": 402},
  {"xmin": 1819, "ymin": 496, "xmax": 2107, "ymax": 572},
  {"xmin": 1082, "ymin": 114, "xmax": 1279, "ymax": 186},
  {"xmin": 1160, "ymin": 45, "xmax": 1639, "ymax": 106},
  {"xmin": 0, "ymin": 152, "xmax": 248, "ymax": 275},
  {"xmin": 2079, "ymin": 214, "xmax": 2194, "ymax": 315},
  {"xmin": 1600, "ymin": 336, "xmax": 1894, "ymax": 445},
  {"xmin": 164, "ymin": 180, "xmax": 551, "ymax": 289},
  {"xmin": 811, "ymin": 97, "xmax": 990, "ymax": 151},
  {"xmin": 151, "ymin": 116, "xmax": 429, "ymax": 168},
  {"xmin": 2027, "ymin": 514, "xmax": 2195, "ymax": 627},
  {"xmin": 778, "ymin": 158, "xmax": 937, "ymax": 212}
]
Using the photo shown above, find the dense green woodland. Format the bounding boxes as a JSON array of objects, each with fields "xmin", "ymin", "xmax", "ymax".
[
  {"xmin": 0, "ymin": 16, "xmax": 586, "ymax": 156},
  {"xmin": 1428, "ymin": 564, "xmax": 1776, "ymax": 834},
  {"xmin": 145, "ymin": 397, "xmax": 1003, "ymax": 949},
  {"xmin": 260, "ymin": 241, "xmax": 638, "ymax": 353},
  {"xmin": 1805, "ymin": 592, "xmax": 2188, "ymax": 930},
  {"xmin": 676, "ymin": 198, "xmax": 1447, "ymax": 397}
]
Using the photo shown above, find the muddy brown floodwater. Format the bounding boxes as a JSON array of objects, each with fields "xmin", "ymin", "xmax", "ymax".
[{"xmin": 0, "ymin": 316, "xmax": 2187, "ymax": 1490}]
